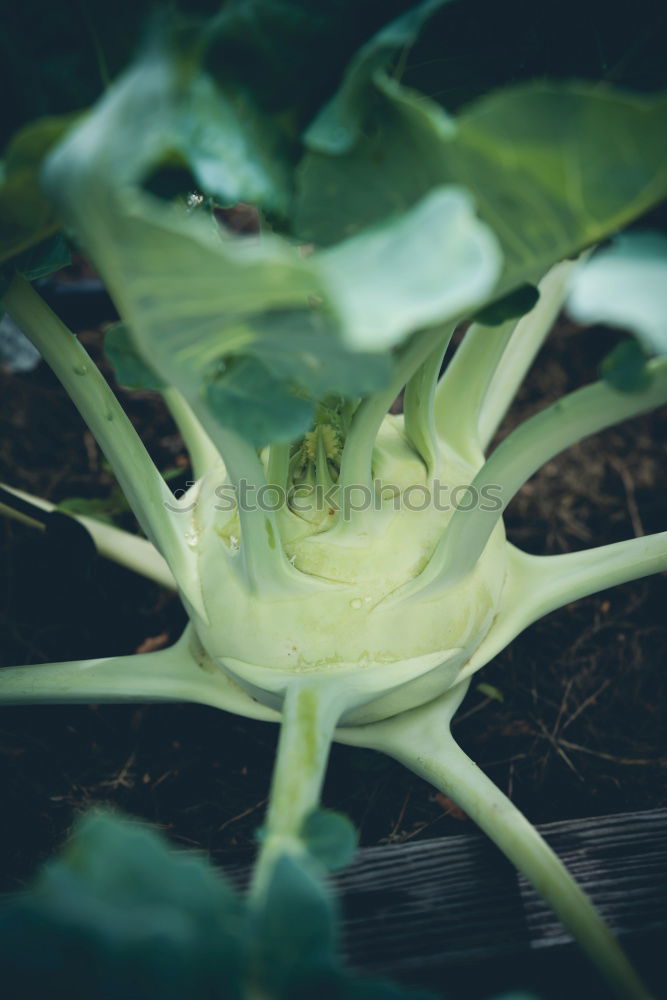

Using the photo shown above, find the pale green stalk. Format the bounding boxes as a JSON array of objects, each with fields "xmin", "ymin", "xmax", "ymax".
[
  {"xmin": 251, "ymin": 680, "xmax": 347, "ymax": 899},
  {"xmin": 0, "ymin": 625, "xmax": 280, "ymax": 723},
  {"xmin": 0, "ymin": 482, "xmax": 175, "ymax": 589},
  {"xmin": 188, "ymin": 412, "xmax": 301, "ymax": 596},
  {"xmin": 403, "ymin": 357, "xmax": 667, "ymax": 601},
  {"xmin": 266, "ymin": 442, "xmax": 290, "ymax": 493},
  {"xmin": 457, "ymin": 536, "xmax": 667, "ymax": 684},
  {"xmin": 3, "ymin": 275, "xmax": 204, "ymax": 617},
  {"xmin": 403, "ymin": 341, "xmax": 447, "ymax": 474},
  {"xmin": 162, "ymin": 388, "xmax": 221, "ymax": 479},
  {"xmin": 433, "ymin": 317, "xmax": 516, "ymax": 467},
  {"xmin": 477, "ymin": 259, "xmax": 579, "ymax": 448},
  {"xmin": 434, "ymin": 260, "xmax": 578, "ymax": 467},
  {"xmin": 344, "ymin": 684, "xmax": 652, "ymax": 1000},
  {"xmin": 338, "ymin": 323, "xmax": 456, "ymax": 496}
]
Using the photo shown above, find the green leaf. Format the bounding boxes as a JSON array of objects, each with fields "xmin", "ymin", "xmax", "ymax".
[
  {"xmin": 14, "ymin": 232, "xmax": 71, "ymax": 281},
  {"xmin": 0, "ymin": 810, "xmax": 245, "ymax": 1000},
  {"xmin": 144, "ymin": 67, "xmax": 291, "ymax": 217},
  {"xmin": 305, "ymin": 0, "xmax": 449, "ymax": 154},
  {"xmin": 0, "ymin": 114, "xmax": 77, "ymax": 264},
  {"xmin": 43, "ymin": 43, "xmax": 500, "ymax": 445},
  {"xmin": 476, "ymin": 682, "xmax": 505, "ymax": 703},
  {"xmin": 250, "ymin": 852, "xmax": 338, "ymax": 994},
  {"xmin": 472, "ymin": 284, "xmax": 539, "ymax": 327},
  {"xmin": 598, "ymin": 339, "xmax": 652, "ymax": 394},
  {"xmin": 567, "ymin": 232, "xmax": 667, "ymax": 357},
  {"xmin": 207, "ymin": 354, "xmax": 314, "ymax": 445},
  {"xmin": 317, "ymin": 186, "xmax": 501, "ymax": 350},
  {"xmin": 104, "ymin": 322, "xmax": 166, "ymax": 391},
  {"xmin": 249, "ymin": 308, "xmax": 393, "ymax": 397},
  {"xmin": 297, "ymin": 78, "xmax": 667, "ymax": 302},
  {"xmin": 56, "ymin": 487, "xmax": 131, "ymax": 525},
  {"xmin": 205, "ymin": 0, "xmax": 436, "ymax": 129},
  {"xmin": 301, "ymin": 808, "xmax": 358, "ymax": 871},
  {"xmin": 1, "ymin": 232, "xmax": 71, "ymax": 315}
]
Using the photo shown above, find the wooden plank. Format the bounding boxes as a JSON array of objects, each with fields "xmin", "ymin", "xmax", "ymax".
[
  {"xmin": 333, "ymin": 808, "xmax": 667, "ymax": 997},
  {"xmin": 227, "ymin": 809, "xmax": 666, "ymax": 995}
]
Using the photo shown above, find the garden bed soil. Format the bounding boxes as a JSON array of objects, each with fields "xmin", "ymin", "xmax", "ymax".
[{"xmin": 1, "ymin": 275, "xmax": 666, "ymax": 909}]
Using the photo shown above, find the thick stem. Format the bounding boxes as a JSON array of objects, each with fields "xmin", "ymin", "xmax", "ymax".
[
  {"xmin": 406, "ymin": 357, "xmax": 667, "ymax": 601},
  {"xmin": 0, "ymin": 483, "xmax": 175, "ymax": 589},
  {"xmin": 434, "ymin": 317, "xmax": 516, "ymax": 467},
  {"xmin": 266, "ymin": 442, "xmax": 290, "ymax": 494},
  {"xmin": 162, "ymin": 388, "xmax": 220, "ymax": 480},
  {"xmin": 523, "ymin": 531, "xmax": 667, "ymax": 613},
  {"xmin": 251, "ymin": 680, "xmax": 346, "ymax": 900},
  {"xmin": 191, "ymin": 413, "xmax": 301, "ymax": 596},
  {"xmin": 403, "ymin": 342, "xmax": 447, "ymax": 474},
  {"xmin": 3, "ymin": 276, "xmax": 204, "ymax": 617},
  {"xmin": 347, "ymin": 686, "xmax": 651, "ymax": 1000},
  {"xmin": 338, "ymin": 323, "xmax": 456, "ymax": 495},
  {"xmin": 0, "ymin": 625, "xmax": 281, "ymax": 724},
  {"xmin": 477, "ymin": 259, "xmax": 580, "ymax": 448},
  {"xmin": 0, "ymin": 631, "xmax": 195, "ymax": 706},
  {"xmin": 434, "ymin": 259, "xmax": 578, "ymax": 467}
]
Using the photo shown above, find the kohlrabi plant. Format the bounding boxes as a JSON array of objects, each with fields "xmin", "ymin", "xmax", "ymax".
[{"xmin": 1, "ymin": 2, "xmax": 667, "ymax": 998}]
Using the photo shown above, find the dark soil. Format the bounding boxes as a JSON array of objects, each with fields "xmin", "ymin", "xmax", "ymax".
[{"xmin": 1, "ymin": 276, "xmax": 666, "ymax": 894}]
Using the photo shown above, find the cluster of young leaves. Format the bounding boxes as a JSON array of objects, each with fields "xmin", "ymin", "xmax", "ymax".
[{"xmin": 0, "ymin": 808, "xmax": 446, "ymax": 1000}]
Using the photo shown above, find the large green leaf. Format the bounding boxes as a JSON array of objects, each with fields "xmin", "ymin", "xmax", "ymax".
[
  {"xmin": 297, "ymin": 75, "xmax": 667, "ymax": 298},
  {"xmin": 318, "ymin": 186, "xmax": 500, "ymax": 349},
  {"xmin": 43, "ymin": 46, "xmax": 500, "ymax": 444},
  {"xmin": 0, "ymin": 811, "xmax": 245, "ymax": 1000}
]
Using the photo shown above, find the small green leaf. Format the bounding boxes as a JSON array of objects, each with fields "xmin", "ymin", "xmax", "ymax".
[
  {"xmin": 301, "ymin": 808, "xmax": 358, "ymax": 871},
  {"xmin": 16, "ymin": 232, "xmax": 71, "ymax": 281},
  {"xmin": 104, "ymin": 322, "xmax": 166, "ymax": 390},
  {"xmin": 599, "ymin": 339, "xmax": 652, "ymax": 394},
  {"xmin": 0, "ymin": 233, "xmax": 71, "ymax": 305},
  {"xmin": 206, "ymin": 355, "xmax": 313, "ymax": 446},
  {"xmin": 56, "ymin": 488, "xmax": 130, "ymax": 525},
  {"xmin": 476, "ymin": 682, "xmax": 505, "ymax": 703},
  {"xmin": 473, "ymin": 284, "xmax": 539, "ymax": 326}
]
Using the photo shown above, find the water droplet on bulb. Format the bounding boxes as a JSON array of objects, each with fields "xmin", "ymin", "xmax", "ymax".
[
  {"xmin": 73, "ymin": 364, "xmax": 88, "ymax": 375},
  {"xmin": 350, "ymin": 598, "xmax": 363, "ymax": 610},
  {"xmin": 184, "ymin": 530, "xmax": 198, "ymax": 547},
  {"xmin": 229, "ymin": 535, "xmax": 240, "ymax": 551}
]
